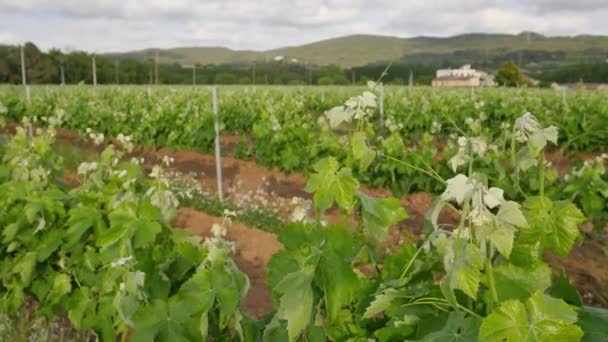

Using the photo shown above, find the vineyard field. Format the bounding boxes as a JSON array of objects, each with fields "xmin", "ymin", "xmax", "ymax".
[{"xmin": 0, "ymin": 84, "xmax": 607, "ymax": 341}]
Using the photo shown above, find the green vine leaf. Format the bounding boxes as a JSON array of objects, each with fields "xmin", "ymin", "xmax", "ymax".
[
  {"xmin": 358, "ymin": 192, "xmax": 408, "ymax": 242},
  {"xmin": 418, "ymin": 311, "xmax": 480, "ymax": 341},
  {"xmin": 352, "ymin": 132, "xmax": 376, "ymax": 171},
  {"xmin": 325, "ymin": 106, "xmax": 353, "ymax": 129},
  {"xmin": 131, "ymin": 296, "xmax": 199, "ymax": 342},
  {"xmin": 479, "ymin": 291, "xmax": 583, "ymax": 341},
  {"xmin": 273, "ymin": 267, "xmax": 315, "ymax": 342},
  {"xmin": 523, "ymin": 197, "xmax": 585, "ymax": 258},
  {"xmin": 305, "ymin": 157, "xmax": 359, "ymax": 213},
  {"xmin": 66, "ymin": 205, "xmax": 103, "ymax": 248},
  {"xmin": 441, "ymin": 174, "xmax": 474, "ymax": 205},
  {"xmin": 442, "ymin": 240, "xmax": 484, "ymax": 299},
  {"xmin": 489, "ymin": 200, "xmax": 528, "ymax": 258},
  {"xmin": 578, "ymin": 306, "xmax": 608, "ymax": 342},
  {"xmin": 14, "ymin": 251, "xmax": 37, "ymax": 286},
  {"xmin": 550, "ymin": 269, "xmax": 582, "ymax": 307},
  {"xmin": 363, "ymin": 288, "xmax": 399, "ymax": 319},
  {"xmin": 490, "ymin": 263, "xmax": 551, "ymax": 302},
  {"xmin": 318, "ymin": 226, "xmax": 360, "ymax": 327}
]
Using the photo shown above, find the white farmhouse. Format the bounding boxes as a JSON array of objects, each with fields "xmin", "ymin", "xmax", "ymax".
[{"xmin": 432, "ymin": 64, "xmax": 494, "ymax": 87}]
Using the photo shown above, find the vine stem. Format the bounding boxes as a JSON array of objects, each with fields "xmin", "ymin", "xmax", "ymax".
[
  {"xmin": 485, "ymin": 257, "xmax": 499, "ymax": 311},
  {"xmin": 539, "ymin": 151, "xmax": 545, "ymax": 198},
  {"xmin": 404, "ymin": 297, "xmax": 483, "ymax": 319},
  {"xmin": 399, "ymin": 230, "xmax": 439, "ymax": 281},
  {"xmin": 510, "ymin": 126, "xmax": 517, "ymax": 167},
  {"xmin": 382, "ymin": 155, "xmax": 445, "ymax": 184}
]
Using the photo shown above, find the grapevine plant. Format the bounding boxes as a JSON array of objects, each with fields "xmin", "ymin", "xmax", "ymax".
[
  {"xmin": 0, "ymin": 124, "xmax": 253, "ymax": 341},
  {"xmin": 0, "ymin": 87, "xmax": 607, "ymax": 341},
  {"xmin": 262, "ymin": 83, "xmax": 608, "ymax": 341}
]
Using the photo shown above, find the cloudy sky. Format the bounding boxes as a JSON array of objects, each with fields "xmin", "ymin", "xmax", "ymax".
[{"xmin": 0, "ymin": 0, "xmax": 607, "ymax": 52}]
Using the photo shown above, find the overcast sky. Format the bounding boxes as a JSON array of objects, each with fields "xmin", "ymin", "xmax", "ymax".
[{"xmin": 1, "ymin": 0, "xmax": 607, "ymax": 52}]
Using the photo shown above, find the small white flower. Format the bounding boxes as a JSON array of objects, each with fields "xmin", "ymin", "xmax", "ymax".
[
  {"xmin": 430, "ymin": 121, "xmax": 442, "ymax": 134},
  {"xmin": 110, "ymin": 256, "xmax": 133, "ymax": 268},
  {"xmin": 149, "ymin": 165, "xmax": 162, "ymax": 179},
  {"xmin": 162, "ymin": 155, "xmax": 174, "ymax": 166},
  {"xmin": 470, "ymin": 137, "xmax": 487, "ymax": 157},
  {"xmin": 223, "ymin": 209, "xmax": 237, "ymax": 218},
  {"xmin": 77, "ymin": 161, "xmax": 98, "ymax": 175},
  {"xmin": 117, "ymin": 133, "xmax": 134, "ymax": 152},
  {"xmin": 34, "ymin": 217, "xmax": 46, "ymax": 233},
  {"xmin": 211, "ymin": 223, "xmax": 227, "ymax": 237}
]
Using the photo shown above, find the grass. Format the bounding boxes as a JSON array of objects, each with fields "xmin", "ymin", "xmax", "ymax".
[{"xmin": 179, "ymin": 191, "xmax": 286, "ymax": 234}]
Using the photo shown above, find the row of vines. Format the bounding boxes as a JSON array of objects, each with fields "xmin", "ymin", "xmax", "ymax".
[{"xmin": 0, "ymin": 84, "xmax": 606, "ymax": 341}]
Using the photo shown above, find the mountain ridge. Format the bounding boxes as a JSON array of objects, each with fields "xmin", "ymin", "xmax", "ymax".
[{"xmin": 107, "ymin": 32, "xmax": 608, "ymax": 68}]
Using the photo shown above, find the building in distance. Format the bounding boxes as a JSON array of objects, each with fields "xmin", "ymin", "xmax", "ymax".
[{"xmin": 432, "ymin": 64, "xmax": 494, "ymax": 87}]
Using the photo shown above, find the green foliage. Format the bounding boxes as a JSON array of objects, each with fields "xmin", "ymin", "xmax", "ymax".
[
  {"xmin": 512, "ymin": 196, "xmax": 585, "ymax": 263},
  {"xmin": 577, "ymin": 306, "xmax": 608, "ymax": 342},
  {"xmin": 357, "ymin": 191, "xmax": 408, "ymax": 241},
  {"xmin": 0, "ymin": 84, "xmax": 606, "ymax": 341},
  {"xmin": 305, "ymin": 157, "xmax": 359, "ymax": 213},
  {"xmin": 479, "ymin": 291, "xmax": 583, "ymax": 341},
  {"xmin": 0, "ymin": 129, "xmax": 246, "ymax": 340},
  {"xmin": 495, "ymin": 61, "xmax": 527, "ymax": 87}
]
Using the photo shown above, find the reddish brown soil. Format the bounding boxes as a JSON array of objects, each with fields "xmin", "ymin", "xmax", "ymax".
[
  {"xmin": 150, "ymin": 147, "xmax": 310, "ymax": 200},
  {"xmin": 173, "ymin": 208, "xmax": 282, "ymax": 318},
  {"xmin": 62, "ymin": 170, "xmax": 82, "ymax": 187},
  {"xmin": 546, "ymin": 236, "xmax": 608, "ymax": 307}
]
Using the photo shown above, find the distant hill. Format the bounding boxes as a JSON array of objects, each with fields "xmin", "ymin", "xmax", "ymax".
[{"xmin": 109, "ymin": 32, "xmax": 608, "ymax": 68}]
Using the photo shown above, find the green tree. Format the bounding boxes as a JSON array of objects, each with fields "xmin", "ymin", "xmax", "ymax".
[
  {"xmin": 318, "ymin": 64, "xmax": 347, "ymax": 85},
  {"xmin": 495, "ymin": 60, "xmax": 526, "ymax": 87}
]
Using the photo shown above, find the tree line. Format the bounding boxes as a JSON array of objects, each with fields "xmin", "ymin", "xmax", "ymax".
[{"xmin": 1, "ymin": 42, "xmax": 607, "ymax": 85}]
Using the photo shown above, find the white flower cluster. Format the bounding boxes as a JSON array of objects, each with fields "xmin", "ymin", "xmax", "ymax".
[
  {"xmin": 270, "ymin": 115, "xmax": 282, "ymax": 131},
  {"xmin": 448, "ymin": 136, "xmax": 488, "ymax": 172},
  {"xmin": 203, "ymin": 221, "xmax": 235, "ymax": 265},
  {"xmin": 39, "ymin": 109, "xmax": 68, "ymax": 128},
  {"xmin": 211, "ymin": 223, "xmax": 227, "ymax": 238},
  {"xmin": 512, "ymin": 112, "xmax": 559, "ymax": 171},
  {"xmin": 0, "ymin": 102, "xmax": 7, "ymax": 114},
  {"xmin": 77, "ymin": 161, "xmax": 98, "ymax": 175},
  {"xmin": 113, "ymin": 111, "xmax": 127, "ymax": 120},
  {"xmin": 161, "ymin": 155, "xmax": 174, "ymax": 167},
  {"xmin": 464, "ymin": 117, "xmax": 481, "ymax": 134},
  {"xmin": 565, "ymin": 154, "xmax": 608, "ymax": 181},
  {"xmin": 430, "ymin": 120, "xmax": 442, "ymax": 135},
  {"xmin": 109, "ymin": 256, "xmax": 134, "ymax": 268},
  {"xmin": 110, "ymin": 169, "xmax": 128, "ymax": 179},
  {"xmin": 228, "ymin": 178, "xmax": 284, "ymax": 215},
  {"xmin": 290, "ymin": 197, "xmax": 312, "ymax": 222},
  {"xmin": 146, "ymin": 165, "xmax": 180, "ymax": 212},
  {"xmin": 86, "ymin": 128, "xmax": 105, "ymax": 145},
  {"xmin": 323, "ymin": 84, "xmax": 378, "ymax": 128},
  {"xmin": 130, "ymin": 157, "xmax": 145, "ymax": 165},
  {"xmin": 441, "ymin": 173, "xmax": 527, "ymax": 233},
  {"xmin": 384, "ymin": 117, "xmax": 404, "ymax": 133},
  {"xmin": 514, "ymin": 112, "xmax": 540, "ymax": 143},
  {"xmin": 117, "ymin": 133, "xmax": 134, "ymax": 152},
  {"xmin": 223, "ymin": 208, "xmax": 237, "ymax": 222}
]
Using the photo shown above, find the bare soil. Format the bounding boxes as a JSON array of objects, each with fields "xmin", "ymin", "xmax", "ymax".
[{"xmin": 173, "ymin": 208, "xmax": 282, "ymax": 319}]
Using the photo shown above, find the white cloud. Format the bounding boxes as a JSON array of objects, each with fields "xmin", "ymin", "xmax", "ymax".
[
  {"xmin": 0, "ymin": 0, "xmax": 606, "ymax": 52},
  {"xmin": 0, "ymin": 31, "xmax": 18, "ymax": 45}
]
